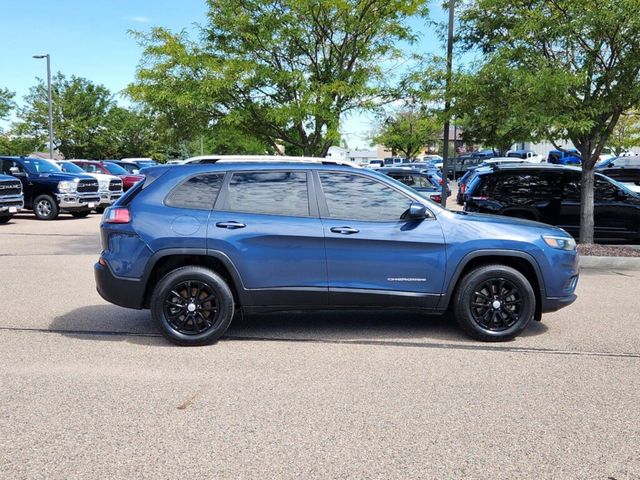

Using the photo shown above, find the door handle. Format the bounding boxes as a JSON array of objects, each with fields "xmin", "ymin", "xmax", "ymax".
[
  {"xmin": 330, "ymin": 226, "xmax": 359, "ymax": 235},
  {"xmin": 215, "ymin": 221, "xmax": 246, "ymax": 229}
]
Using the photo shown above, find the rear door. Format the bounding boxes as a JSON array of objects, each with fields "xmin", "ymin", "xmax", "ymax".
[
  {"xmin": 316, "ymin": 171, "xmax": 446, "ymax": 308},
  {"xmin": 208, "ymin": 170, "xmax": 327, "ymax": 307}
]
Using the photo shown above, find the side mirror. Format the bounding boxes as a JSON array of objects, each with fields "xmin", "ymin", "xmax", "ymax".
[
  {"xmin": 616, "ymin": 189, "xmax": 628, "ymax": 200},
  {"xmin": 406, "ymin": 201, "xmax": 428, "ymax": 220},
  {"xmin": 9, "ymin": 167, "xmax": 25, "ymax": 176}
]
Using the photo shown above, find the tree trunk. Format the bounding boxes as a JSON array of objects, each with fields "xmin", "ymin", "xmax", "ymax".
[{"xmin": 579, "ymin": 166, "xmax": 595, "ymax": 244}]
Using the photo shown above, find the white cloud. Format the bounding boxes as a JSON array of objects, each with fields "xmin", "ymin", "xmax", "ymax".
[{"xmin": 129, "ymin": 16, "xmax": 152, "ymax": 23}]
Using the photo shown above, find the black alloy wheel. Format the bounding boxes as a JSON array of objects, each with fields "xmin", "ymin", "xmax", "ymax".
[
  {"xmin": 163, "ymin": 280, "xmax": 220, "ymax": 335},
  {"xmin": 469, "ymin": 278, "xmax": 522, "ymax": 332},
  {"xmin": 453, "ymin": 264, "xmax": 535, "ymax": 342},
  {"xmin": 151, "ymin": 266, "xmax": 235, "ymax": 346}
]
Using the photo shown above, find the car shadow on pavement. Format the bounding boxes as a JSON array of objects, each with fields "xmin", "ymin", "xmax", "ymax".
[{"xmin": 50, "ymin": 305, "xmax": 548, "ymax": 347}]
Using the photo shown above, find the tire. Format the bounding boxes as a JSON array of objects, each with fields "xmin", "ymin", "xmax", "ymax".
[
  {"xmin": 70, "ymin": 210, "xmax": 90, "ymax": 218},
  {"xmin": 95, "ymin": 207, "xmax": 105, "ymax": 214},
  {"xmin": 453, "ymin": 265, "xmax": 535, "ymax": 342},
  {"xmin": 0, "ymin": 215, "xmax": 11, "ymax": 224},
  {"xmin": 150, "ymin": 266, "xmax": 235, "ymax": 346},
  {"xmin": 33, "ymin": 194, "xmax": 59, "ymax": 220}
]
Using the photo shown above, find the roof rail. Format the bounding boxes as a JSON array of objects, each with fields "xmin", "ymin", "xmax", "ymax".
[{"xmin": 182, "ymin": 155, "xmax": 361, "ymax": 168}]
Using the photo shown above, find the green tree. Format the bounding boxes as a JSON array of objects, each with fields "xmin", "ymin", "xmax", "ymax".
[
  {"xmin": 451, "ymin": 60, "xmax": 546, "ymax": 154},
  {"xmin": 608, "ymin": 112, "xmax": 640, "ymax": 156},
  {"xmin": 0, "ymin": 87, "xmax": 15, "ymax": 122},
  {"xmin": 371, "ymin": 108, "xmax": 441, "ymax": 159},
  {"xmin": 129, "ymin": 0, "xmax": 428, "ymax": 157},
  {"xmin": 459, "ymin": 0, "xmax": 640, "ymax": 243},
  {"xmin": 17, "ymin": 73, "xmax": 114, "ymax": 159}
]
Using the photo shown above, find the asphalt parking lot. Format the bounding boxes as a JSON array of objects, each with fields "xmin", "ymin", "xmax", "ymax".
[{"xmin": 1, "ymin": 213, "xmax": 639, "ymax": 479}]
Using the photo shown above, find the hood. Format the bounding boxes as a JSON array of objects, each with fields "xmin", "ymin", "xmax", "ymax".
[
  {"xmin": 82, "ymin": 173, "xmax": 121, "ymax": 182},
  {"xmin": 445, "ymin": 210, "xmax": 569, "ymax": 237},
  {"xmin": 33, "ymin": 172, "xmax": 96, "ymax": 182}
]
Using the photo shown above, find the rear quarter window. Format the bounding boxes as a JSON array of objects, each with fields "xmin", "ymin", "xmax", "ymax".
[{"xmin": 165, "ymin": 174, "xmax": 224, "ymax": 210}]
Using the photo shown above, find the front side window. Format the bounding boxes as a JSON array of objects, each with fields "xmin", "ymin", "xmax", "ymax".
[
  {"xmin": 227, "ymin": 171, "xmax": 309, "ymax": 217},
  {"xmin": 319, "ymin": 173, "xmax": 412, "ymax": 221},
  {"xmin": 165, "ymin": 174, "xmax": 224, "ymax": 210}
]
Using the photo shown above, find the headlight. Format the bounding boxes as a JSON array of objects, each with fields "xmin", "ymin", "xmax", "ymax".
[
  {"xmin": 57, "ymin": 180, "xmax": 77, "ymax": 193},
  {"xmin": 542, "ymin": 235, "xmax": 577, "ymax": 251}
]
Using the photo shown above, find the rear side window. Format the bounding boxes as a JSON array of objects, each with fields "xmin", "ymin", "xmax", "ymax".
[
  {"xmin": 227, "ymin": 171, "xmax": 309, "ymax": 217},
  {"xmin": 165, "ymin": 174, "xmax": 223, "ymax": 210},
  {"xmin": 388, "ymin": 173, "xmax": 432, "ymax": 188}
]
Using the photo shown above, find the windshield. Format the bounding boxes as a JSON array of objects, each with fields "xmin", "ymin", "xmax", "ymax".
[
  {"xmin": 22, "ymin": 158, "xmax": 62, "ymax": 174},
  {"xmin": 59, "ymin": 162, "xmax": 85, "ymax": 174},
  {"xmin": 104, "ymin": 162, "xmax": 128, "ymax": 175}
]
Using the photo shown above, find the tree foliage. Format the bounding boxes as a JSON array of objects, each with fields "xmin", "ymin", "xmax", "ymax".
[
  {"xmin": 608, "ymin": 112, "xmax": 640, "ymax": 155},
  {"xmin": 458, "ymin": 0, "xmax": 640, "ymax": 243},
  {"xmin": 129, "ymin": 0, "xmax": 428, "ymax": 156},
  {"xmin": 371, "ymin": 107, "xmax": 441, "ymax": 159},
  {"xmin": 0, "ymin": 87, "xmax": 15, "ymax": 123}
]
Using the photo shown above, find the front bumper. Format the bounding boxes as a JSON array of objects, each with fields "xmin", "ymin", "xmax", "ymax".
[
  {"xmin": 95, "ymin": 261, "xmax": 145, "ymax": 309},
  {"xmin": 541, "ymin": 294, "xmax": 577, "ymax": 313},
  {"xmin": 98, "ymin": 191, "xmax": 123, "ymax": 207},
  {"xmin": 0, "ymin": 195, "xmax": 24, "ymax": 213},
  {"xmin": 56, "ymin": 192, "xmax": 101, "ymax": 210}
]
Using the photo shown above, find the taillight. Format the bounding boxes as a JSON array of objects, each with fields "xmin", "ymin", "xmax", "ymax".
[
  {"xmin": 461, "ymin": 184, "xmax": 466, "ymax": 193},
  {"xmin": 104, "ymin": 207, "xmax": 131, "ymax": 224},
  {"xmin": 432, "ymin": 195, "xmax": 441, "ymax": 203},
  {"xmin": 438, "ymin": 179, "xmax": 443, "ymax": 184}
]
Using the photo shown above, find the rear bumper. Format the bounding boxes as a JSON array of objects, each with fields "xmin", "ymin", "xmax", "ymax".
[
  {"xmin": 95, "ymin": 262, "xmax": 145, "ymax": 309},
  {"xmin": 541, "ymin": 294, "xmax": 577, "ymax": 313}
]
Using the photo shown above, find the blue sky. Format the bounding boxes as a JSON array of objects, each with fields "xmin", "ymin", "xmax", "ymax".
[{"xmin": 1, "ymin": 0, "xmax": 449, "ymax": 150}]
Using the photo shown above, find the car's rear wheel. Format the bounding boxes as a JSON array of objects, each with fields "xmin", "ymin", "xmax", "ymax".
[
  {"xmin": 150, "ymin": 266, "xmax": 235, "ymax": 346},
  {"xmin": 453, "ymin": 265, "xmax": 535, "ymax": 342},
  {"xmin": 70, "ymin": 210, "xmax": 91, "ymax": 218},
  {"xmin": 33, "ymin": 195, "xmax": 59, "ymax": 220}
]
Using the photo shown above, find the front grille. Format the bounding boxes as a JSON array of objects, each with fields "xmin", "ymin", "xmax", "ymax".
[
  {"xmin": 0, "ymin": 181, "xmax": 22, "ymax": 196},
  {"xmin": 109, "ymin": 179, "xmax": 123, "ymax": 191},
  {"xmin": 0, "ymin": 200, "xmax": 23, "ymax": 207},
  {"xmin": 77, "ymin": 179, "xmax": 99, "ymax": 193}
]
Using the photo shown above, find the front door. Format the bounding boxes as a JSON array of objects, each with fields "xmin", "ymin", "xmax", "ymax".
[{"xmin": 316, "ymin": 171, "xmax": 446, "ymax": 308}]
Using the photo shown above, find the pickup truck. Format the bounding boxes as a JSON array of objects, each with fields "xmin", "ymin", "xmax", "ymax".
[
  {"xmin": 0, "ymin": 174, "xmax": 24, "ymax": 224},
  {"xmin": 0, "ymin": 156, "xmax": 100, "ymax": 220}
]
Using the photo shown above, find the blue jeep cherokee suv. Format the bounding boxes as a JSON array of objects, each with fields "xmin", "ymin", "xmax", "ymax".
[{"xmin": 95, "ymin": 156, "xmax": 579, "ymax": 345}]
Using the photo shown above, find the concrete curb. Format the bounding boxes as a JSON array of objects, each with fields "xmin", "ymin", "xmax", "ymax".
[{"xmin": 580, "ymin": 255, "xmax": 640, "ymax": 270}]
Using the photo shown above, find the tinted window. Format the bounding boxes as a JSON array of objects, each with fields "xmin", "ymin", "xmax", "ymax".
[
  {"xmin": 165, "ymin": 174, "xmax": 223, "ymax": 210},
  {"xmin": 319, "ymin": 173, "xmax": 412, "ymax": 221},
  {"xmin": 479, "ymin": 172, "xmax": 562, "ymax": 203},
  {"xmin": 387, "ymin": 173, "xmax": 433, "ymax": 188},
  {"xmin": 227, "ymin": 171, "xmax": 309, "ymax": 217},
  {"xmin": 563, "ymin": 173, "xmax": 620, "ymax": 202}
]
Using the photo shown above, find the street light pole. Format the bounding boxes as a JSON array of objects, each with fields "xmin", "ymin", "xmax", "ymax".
[
  {"xmin": 441, "ymin": 0, "xmax": 455, "ymax": 208},
  {"xmin": 33, "ymin": 54, "xmax": 54, "ymax": 159}
]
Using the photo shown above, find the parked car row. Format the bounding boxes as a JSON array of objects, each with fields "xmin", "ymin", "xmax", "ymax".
[
  {"xmin": 461, "ymin": 164, "xmax": 640, "ymax": 243},
  {"xmin": 0, "ymin": 156, "xmax": 153, "ymax": 221}
]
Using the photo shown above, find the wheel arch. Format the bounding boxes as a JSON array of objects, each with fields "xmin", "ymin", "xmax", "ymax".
[
  {"xmin": 441, "ymin": 250, "xmax": 545, "ymax": 321},
  {"xmin": 141, "ymin": 249, "xmax": 249, "ymax": 309}
]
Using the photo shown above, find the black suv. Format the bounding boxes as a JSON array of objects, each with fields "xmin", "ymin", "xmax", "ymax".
[
  {"xmin": 464, "ymin": 164, "xmax": 640, "ymax": 242},
  {"xmin": 0, "ymin": 174, "xmax": 24, "ymax": 223},
  {"xmin": 596, "ymin": 155, "xmax": 640, "ymax": 192},
  {"xmin": 0, "ymin": 156, "xmax": 100, "ymax": 220}
]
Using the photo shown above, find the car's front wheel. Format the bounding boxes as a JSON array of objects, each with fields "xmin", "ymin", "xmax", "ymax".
[
  {"xmin": 0, "ymin": 215, "xmax": 12, "ymax": 224},
  {"xmin": 150, "ymin": 266, "xmax": 235, "ymax": 346},
  {"xmin": 453, "ymin": 265, "xmax": 535, "ymax": 342},
  {"xmin": 33, "ymin": 195, "xmax": 59, "ymax": 220}
]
